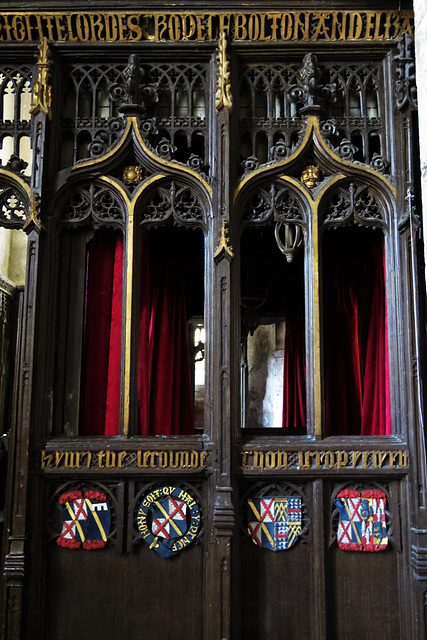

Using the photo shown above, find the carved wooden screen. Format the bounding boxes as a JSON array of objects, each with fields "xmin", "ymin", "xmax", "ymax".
[{"xmin": 0, "ymin": 9, "xmax": 425, "ymax": 640}]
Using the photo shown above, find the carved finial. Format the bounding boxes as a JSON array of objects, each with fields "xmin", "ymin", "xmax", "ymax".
[
  {"xmin": 5, "ymin": 155, "xmax": 28, "ymax": 174},
  {"xmin": 288, "ymin": 53, "xmax": 336, "ymax": 116},
  {"xmin": 215, "ymin": 33, "xmax": 232, "ymax": 115},
  {"xmin": 24, "ymin": 192, "xmax": 41, "ymax": 231},
  {"xmin": 214, "ymin": 220, "xmax": 234, "ymax": 263},
  {"xmin": 115, "ymin": 54, "xmax": 158, "ymax": 117},
  {"xmin": 30, "ymin": 37, "xmax": 52, "ymax": 120}
]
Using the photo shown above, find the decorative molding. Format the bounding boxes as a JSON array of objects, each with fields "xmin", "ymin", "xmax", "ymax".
[
  {"xmin": 215, "ymin": 32, "xmax": 232, "ymax": 115},
  {"xmin": 3, "ymin": 550, "xmax": 25, "ymax": 580},
  {"xmin": 213, "ymin": 486, "xmax": 235, "ymax": 538},
  {"xmin": 29, "ymin": 37, "xmax": 52, "ymax": 120},
  {"xmin": 411, "ymin": 544, "xmax": 427, "ymax": 581}
]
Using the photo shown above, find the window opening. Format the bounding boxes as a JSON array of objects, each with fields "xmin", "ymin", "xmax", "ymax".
[{"xmin": 241, "ymin": 223, "xmax": 305, "ymax": 432}]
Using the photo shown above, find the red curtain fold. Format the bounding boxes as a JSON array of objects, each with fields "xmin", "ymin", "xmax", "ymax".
[
  {"xmin": 282, "ymin": 315, "xmax": 306, "ymax": 428},
  {"xmin": 81, "ymin": 230, "xmax": 123, "ymax": 436},
  {"xmin": 138, "ymin": 232, "xmax": 194, "ymax": 435},
  {"xmin": 360, "ymin": 247, "xmax": 391, "ymax": 435},
  {"xmin": 324, "ymin": 241, "xmax": 390, "ymax": 436}
]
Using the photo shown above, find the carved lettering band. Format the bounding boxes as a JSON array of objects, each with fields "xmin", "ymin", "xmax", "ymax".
[
  {"xmin": 240, "ymin": 450, "xmax": 408, "ymax": 471},
  {"xmin": 0, "ymin": 11, "xmax": 413, "ymax": 43},
  {"xmin": 41, "ymin": 449, "xmax": 209, "ymax": 470}
]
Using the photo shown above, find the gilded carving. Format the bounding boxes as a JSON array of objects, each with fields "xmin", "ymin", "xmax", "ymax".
[
  {"xmin": 301, "ymin": 165, "xmax": 321, "ymax": 188},
  {"xmin": 23, "ymin": 192, "xmax": 41, "ymax": 231},
  {"xmin": 214, "ymin": 220, "xmax": 234, "ymax": 263},
  {"xmin": 215, "ymin": 32, "xmax": 232, "ymax": 115},
  {"xmin": 123, "ymin": 165, "xmax": 143, "ymax": 185},
  {"xmin": 29, "ymin": 37, "xmax": 52, "ymax": 120}
]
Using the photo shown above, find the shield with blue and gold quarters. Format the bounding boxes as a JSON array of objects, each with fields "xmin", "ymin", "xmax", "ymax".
[
  {"xmin": 334, "ymin": 489, "xmax": 388, "ymax": 552},
  {"xmin": 247, "ymin": 496, "xmax": 302, "ymax": 551}
]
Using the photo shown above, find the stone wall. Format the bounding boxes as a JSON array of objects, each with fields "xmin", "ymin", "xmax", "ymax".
[
  {"xmin": 414, "ymin": 0, "xmax": 427, "ymax": 269},
  {"xmin": 0, "ymin": 228, "xmax": 27, "ymax": 287}
]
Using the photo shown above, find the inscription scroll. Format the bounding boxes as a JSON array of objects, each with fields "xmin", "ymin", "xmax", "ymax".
[{"xmin": 0, "ymin": 11, "xmax": 413, "ymax": 44}]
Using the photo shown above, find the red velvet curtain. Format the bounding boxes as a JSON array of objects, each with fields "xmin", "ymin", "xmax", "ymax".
[
  {"xmin": 81, "ymin": 230, "xmax": 123, "ymax": 436},
  {"xmin": 324, "ymin": 242, "xmax": 390, "ymax": 436},
  {"xmin": 282, "ymin": 315, "xmax": 306, "ymax": 428},
  {"xmin": 138, "ymin": 232, "xmax": 194, "ymax": 435}
]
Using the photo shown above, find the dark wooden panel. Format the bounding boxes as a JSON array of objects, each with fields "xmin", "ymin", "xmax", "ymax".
[
  {"xmin": 326, "ymin": 547, "xmax": 400, "ymax": 640},
  {"xmin": 45, "ymin": 543, "xmax": 203, "ymax": 639},
  {"xmin": 239, "ymin": 541, "xmax": 312, "ymax": 639}
]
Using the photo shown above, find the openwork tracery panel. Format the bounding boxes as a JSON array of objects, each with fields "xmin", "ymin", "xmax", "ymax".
[
  {"xmin": 147, "ymin": 63, "xmax": 208, "ymax": 167},
  {"xmin": 139, "ymin": 181, "xmax": 206, "ymax": 229},
  {"xmin": 60, "ymin": 61, "xmax": 209, "ymax": 171},
  {"xmin": 239, "ymin": 58, "xmax": 386, "ymax": 174},
  {"xmin": 61, "ymin": 182, "xmax": 125, "ymax": 226},
  {"xmin": 239, "ymin": 63, "xmax": 305, "ymax": 173},
  {"xmin": 0, "ymin": 182, "xmax": 28, "ymax": 228},
  {"xmin": 0, "ymin": 65, "xmax": 33, "ymax": 173},
  {"xmin": 321, "ymin": 182, "xmax": 387, "ymax": 230},
  {"xmin": 241, "ymin": 183, "xmax": 306, "ymax": 227}
]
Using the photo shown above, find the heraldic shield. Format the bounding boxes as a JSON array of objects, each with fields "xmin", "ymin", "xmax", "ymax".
[
  {"xmin": 247, "ymin": 496, "xmax": 302, "ymax": 551},
  {"xmin": 56, "ymin": 490, "xmax": 111, "ymax": 550},
  {"xmin": 334, "ymin": 489, "xmax": 388, "ymax": 551},
  {"xmin": 137, "ymin": 486, "xmax": 201, "ymax": 559}
]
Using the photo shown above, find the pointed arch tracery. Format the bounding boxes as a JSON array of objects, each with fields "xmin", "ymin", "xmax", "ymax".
[{"xmin": 0, "ymin": 170, "xmax": 30, "ymax": 229}]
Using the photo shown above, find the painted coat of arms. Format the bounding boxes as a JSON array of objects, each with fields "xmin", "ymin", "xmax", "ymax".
[
  {"xmin": 137, "ymin": 486, "xmax": 201, "ymax": 559},
  {"xmin": 247, "ymin": 496, "xmax": 302, "ymax": 551},
  {"xmin": 56, "ymin": 490, "xmax": 111, "ymax": 550},
  {"xmin": 334, "ymin": 489, "xmax": 388, "ymax": 551}
]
